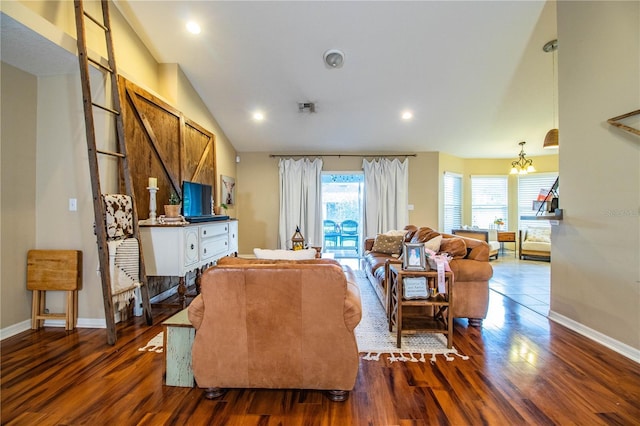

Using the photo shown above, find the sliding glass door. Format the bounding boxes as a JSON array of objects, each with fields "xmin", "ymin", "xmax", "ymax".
[{"xmin": 321, "ymin": 172, "xmax": 364, "ymax": 258}]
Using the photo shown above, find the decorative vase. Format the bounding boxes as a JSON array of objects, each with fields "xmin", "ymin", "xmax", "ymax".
[{"xmin": 164, "ymin": 204, "xmax": 181, "ymax": 218}]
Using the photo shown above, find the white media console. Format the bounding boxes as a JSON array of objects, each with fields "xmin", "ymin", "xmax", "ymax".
[{"xmin": 139, "ymin": 219, "xmax": 238, "ymax": 305}]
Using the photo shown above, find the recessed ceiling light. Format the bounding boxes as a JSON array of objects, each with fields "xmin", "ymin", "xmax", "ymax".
[
  {"xmin": 186, "ymin": 21, "xmax": 201, "ymax": 34},
  {"xmin": 401, "ymin": 111, "xmax": 413, "ymax": 120},
  {"xmin": 253, "ymin": 112, "xmax": 265, "ymax": 121}
]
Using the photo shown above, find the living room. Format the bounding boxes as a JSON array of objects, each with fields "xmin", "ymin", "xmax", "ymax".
[{"xmin": 1, "ymin": 0, "xmax": 638, "ymax": 423}]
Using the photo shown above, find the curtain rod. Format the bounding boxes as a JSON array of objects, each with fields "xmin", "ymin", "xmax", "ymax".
[{"xmin": 269, "ymin": 153, "xmax": 417, "ymax": 158}]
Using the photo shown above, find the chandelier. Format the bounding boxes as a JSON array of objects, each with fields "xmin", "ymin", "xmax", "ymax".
[{"xmin": 509, "ymin": 141, "xmax": 536, "ymax": 174}]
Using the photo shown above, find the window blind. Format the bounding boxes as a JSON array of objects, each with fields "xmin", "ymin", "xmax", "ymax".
[
  {"xmin": 471, "ymin": 175, "xmax": 508, "ymax": 229},
  {"xmin": 443, "ymin": 172, "xmax": 462, "ymax": 233},
  {"xmin": 518, "ymin": 173, "xmax": 558, "ymax": 229}
]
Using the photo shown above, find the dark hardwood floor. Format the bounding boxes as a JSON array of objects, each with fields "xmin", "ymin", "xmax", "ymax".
[{"xmin": 2, "ymin": 270, "xmax": 639, "ymax": 425}]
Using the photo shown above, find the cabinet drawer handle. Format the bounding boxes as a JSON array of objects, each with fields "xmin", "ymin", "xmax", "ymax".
[
  {"xmin": 204, "ymin": 248, "xmax": 207, "ymax": 254},
  {"xmin": 190, "ymin": 244, "xmax": 195, "ymax": 250},
  {"xmin": 203, "ymin": 230, "xmax": 207, "ymax": 235}
]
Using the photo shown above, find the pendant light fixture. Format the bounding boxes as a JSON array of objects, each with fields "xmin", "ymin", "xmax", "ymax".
[
  {"xmin": 510, "ymin": 141, "xmax": 536, "ymax": 174},
  {"xmin": 543, "ymin": 39, "xmax": 559, "ymax": 149}
]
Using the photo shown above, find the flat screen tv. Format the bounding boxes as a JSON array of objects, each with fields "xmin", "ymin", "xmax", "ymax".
[{"xmin": 181, "ymin": 181, "xmax": 212, "ymax": 218}]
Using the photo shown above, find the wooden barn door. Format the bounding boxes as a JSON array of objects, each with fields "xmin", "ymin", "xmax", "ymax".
[{"xmin": 119, "ymin": 76, "xmax": 216, "ymax": 218}]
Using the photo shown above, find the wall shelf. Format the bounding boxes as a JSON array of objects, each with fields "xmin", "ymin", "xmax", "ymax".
[{"xmin": 520, "ymin": 208, "xmax": 563, "ymax": 222}]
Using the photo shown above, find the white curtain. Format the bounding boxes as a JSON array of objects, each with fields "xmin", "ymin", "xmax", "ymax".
[
  {"xmin": 278, "ymin": 158, "xmax": 323, "ymax": 249},
  {"xmin": 362, "ymin": 158, "xmax": 409, "ymax": 238}
]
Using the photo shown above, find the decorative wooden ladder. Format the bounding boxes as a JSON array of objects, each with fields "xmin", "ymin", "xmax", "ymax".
[{"xmin": 73, "ymin": 0, "xmax": 153, "ymax": 344}]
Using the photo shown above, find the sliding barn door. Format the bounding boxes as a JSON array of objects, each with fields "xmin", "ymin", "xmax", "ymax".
[{"xmin": 119, "ymin": 76, "xmax": 215, "ymax": 218}]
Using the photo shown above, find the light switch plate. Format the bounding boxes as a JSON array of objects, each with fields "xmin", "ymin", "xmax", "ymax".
[{"xmin": 69, "ymin": 198, "xmax": 77, "ymax": 211}]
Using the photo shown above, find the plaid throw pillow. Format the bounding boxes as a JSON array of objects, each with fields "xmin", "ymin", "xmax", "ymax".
[{"xmin": 372, "ymin": 234, "xmax": 405, "ymax": 255}]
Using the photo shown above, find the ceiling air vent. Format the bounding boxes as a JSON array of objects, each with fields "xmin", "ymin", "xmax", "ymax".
[{"xmin": 298, "ymin": 102, "xmax": 316, "ymax": 113}]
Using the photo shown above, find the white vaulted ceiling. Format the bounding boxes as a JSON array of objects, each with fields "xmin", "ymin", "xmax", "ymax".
[{"xmin": 117, "ymin": 1, "xmax": 557, "ymax": 158}]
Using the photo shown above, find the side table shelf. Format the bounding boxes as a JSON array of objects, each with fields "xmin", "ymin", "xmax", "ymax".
[{"xmin": 386, "ymin": 262, "xmax": 454, "ymax": 349}]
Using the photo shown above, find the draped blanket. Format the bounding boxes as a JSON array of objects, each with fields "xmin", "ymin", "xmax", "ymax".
[
  {"xmin": 107, "ymin": 238, "xmax": 141, "ymax": 311},
  {"xmin": 103, "ymin": 194, "xmax": 140, "ymax": 311}
]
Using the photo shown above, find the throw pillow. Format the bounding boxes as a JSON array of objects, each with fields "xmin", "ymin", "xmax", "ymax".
[
  {"xmin": 424, "ymin": 235, "xmax": 443, "ymax": 252},
  {"xmin": 525, "ymin": 227, "xmax": 551, "ymax": 243},
  {"xmin": 371, "ymin": 234, "xmax": 404, "ymax": 255},
  {"xmin": 253, "ymin": 248, "xmax": 317, "ymax": 260},
  {"xmin": 383, "ymin": 229, "xmax": 408, "ymax": 237},
  {"xmin": 410, "ymin": 227, "xmax": 441, "ymax": 244},
  {"xmin": 439, "ymin": 237, "xmax": 467, "ymax": 259}
]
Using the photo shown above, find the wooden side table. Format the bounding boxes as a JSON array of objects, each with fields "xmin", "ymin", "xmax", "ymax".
[
  {"xmin": 386, "ymin": 262, "xmax": 454, "ymax": 348},
  {"xmin": 497, "ymin": 231, "xmax": 516, "ymax": 257}
]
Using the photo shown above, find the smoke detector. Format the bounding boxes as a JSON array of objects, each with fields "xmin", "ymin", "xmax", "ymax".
[
  {"xmin": 298, "ymin": 102, "xmax": 316, "ymax": 113},
  {"xmin": 323, "ymin": 49, "xmax": 345, "ymax": 68}
]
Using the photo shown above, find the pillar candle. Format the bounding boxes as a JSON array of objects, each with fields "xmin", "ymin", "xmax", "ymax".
[{"xmin": 148, "ymin": 177, "xmax": 157, "ymax": 188}]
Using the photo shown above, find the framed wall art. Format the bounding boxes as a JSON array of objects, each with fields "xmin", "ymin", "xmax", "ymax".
[{"xmin": 221, "ymin": 175, "xmax": 236, "ymax": 206}]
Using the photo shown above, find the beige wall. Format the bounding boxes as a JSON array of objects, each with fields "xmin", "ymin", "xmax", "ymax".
[
  {"xmin": 1, "ymin": 1, "xmax": 236, "ymax": 331},
  {"xmin": 235, "ymin": 151, "xmax": 549, "ymax": 255},
  {"xmin": 553, "ymin": 1, "xmax": 639, "ymax": 352},
  {"xmin": 1, "ymin": 63, "xmax": 38, "ymax": 328}
]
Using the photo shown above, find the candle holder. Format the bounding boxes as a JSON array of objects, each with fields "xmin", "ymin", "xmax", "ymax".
[{"xmin": 147, "ymin": 186, "xmax": 158, "ymax": 224}]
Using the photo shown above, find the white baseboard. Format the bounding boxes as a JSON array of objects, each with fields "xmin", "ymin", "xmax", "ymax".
[
  {"xmin": 548, "ymin": 310, "xmax": 640, "ymax": 363},
  {"xmin": 1, "ymin": 317, "xmax": 113, "ymax": 340},
  {"xmin": 0, "ymin": 320, "xmax": 31, "ymax": 340}
]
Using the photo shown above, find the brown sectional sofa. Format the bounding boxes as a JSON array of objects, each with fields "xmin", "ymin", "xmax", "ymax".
[
  {"xmin": 363, "ymin": 225, "xmax": 493, "ymax": 327},
  {"xmin": 187, "ymin": 256, "xmax": 362, "ymax": 401}
]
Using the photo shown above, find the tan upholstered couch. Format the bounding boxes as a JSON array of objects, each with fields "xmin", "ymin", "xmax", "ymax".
[
  {"xmin": 187, "ymin": 257, "xmax": 362, "ymax": 401},
  {"xmin": 363, "ymin": 225, "xmax": 493, "ymax": 327},
  {"xmin": 451, "ymin": 229, "xmax": 500, "ymax": 260}
]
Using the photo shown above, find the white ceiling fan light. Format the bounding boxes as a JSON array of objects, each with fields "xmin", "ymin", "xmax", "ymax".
[{"xmin": 323, "ymin": 49, "xmax": 345, "ymax": 69}]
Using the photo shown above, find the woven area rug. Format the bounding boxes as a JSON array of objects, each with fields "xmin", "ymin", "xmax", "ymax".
[
  {"xmin": 138, "ymin": 331, "xmax": 163, "ymax": 353},
  {"xmin": 354, "ymin": 270, "xmax": 468, "ymax": 363}
]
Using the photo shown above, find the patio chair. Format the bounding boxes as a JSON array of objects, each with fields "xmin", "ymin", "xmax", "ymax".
[
  {"xmin": 340, "ymin": 220, "xmax": 359, "ymax": 253},
  {"xmin": 323, "ymin": 220, "xmax": 340, "ymax": 247}
]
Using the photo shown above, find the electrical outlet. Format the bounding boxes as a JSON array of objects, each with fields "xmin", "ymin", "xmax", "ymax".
[{"xmin": 69, "ymin": 198, "xmax": 77, "ymax": 211}]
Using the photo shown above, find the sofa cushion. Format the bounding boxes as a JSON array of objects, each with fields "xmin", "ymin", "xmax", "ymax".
[
  {"xmin": 410, "ymin": 227, "xmax": 441, "ymax": 244},
  {"xmin": 371, "ymin": 234, "xmax": 404, "ymax": 255},
  {"xmin": 424, "ymin": 235, "xmax": 443, "ymax": 252},
  {"xmin": 253, "ymin": 248, "xmax": 317, "ymax": 260},
  {"xmin": 403, "ymin": 225, "xmax": 418, "ymax": 241},
  {"xmin": 363, "ymin": 251, "xmax": 393, "ymax": 277},
  {"xmin": 439, "ymin": 237, "xmax": 467, "ymax": 259}
]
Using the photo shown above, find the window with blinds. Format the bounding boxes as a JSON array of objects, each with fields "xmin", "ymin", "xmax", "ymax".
[
  {"xmin": 518, "ymin": 173, "xmax": 558, "ymax": 229},
  {"xmin": 443, "ymin": 172, "xmax": 462, "ymax": 233},
  {"xmin": 471, "ymin": 176, "xmax": 508, "ymax": 229}
]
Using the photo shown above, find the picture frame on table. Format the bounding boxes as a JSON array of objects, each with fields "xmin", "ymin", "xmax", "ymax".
[{"xmin": 403, "ymin": 242, "xmax": 426, "ymax": 271}]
